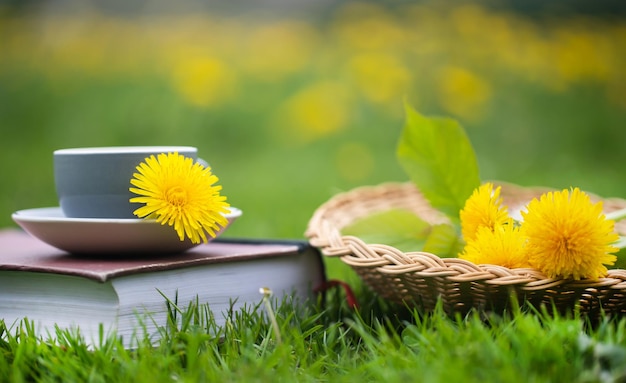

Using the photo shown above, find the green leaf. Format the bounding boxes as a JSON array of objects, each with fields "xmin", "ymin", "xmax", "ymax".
[
  {"xmin": 423, "ymin": 224, "xmax": 464, "ymax": 258},
  {"xmin": 612, "ymin": 240, "xmax": 626, "ymax": 269},
  {"xmin": 397, "ymin": 104, "xmax": 481, "ymax": 222},
  {"xmin": 610, "ymin": 237, "xmax": 626, "ymax": 269},
  {"xmin": 342, "ymin": 209, "xmax": 433, "ymax": 252}
]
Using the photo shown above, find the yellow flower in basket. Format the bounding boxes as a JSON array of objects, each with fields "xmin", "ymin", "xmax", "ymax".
[
  {"xmin": 460, "ymin": 219, "xmax": 530, "ymax": 269},
  {"xmin": 459, "ymin": 182, "xmax": 509, "ymax": 242},
  {"xmin": 522, "ymin": 188, "xmax": 619, "ymax": 280},
  {"xmin": 458, "ymin": 184, "xmax": 619, "ymax": 279}
]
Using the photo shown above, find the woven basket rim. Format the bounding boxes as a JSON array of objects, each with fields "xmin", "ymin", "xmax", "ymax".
[{"xmin": 306, "ymin": 181, "xmax": 626, "ymax": 314}]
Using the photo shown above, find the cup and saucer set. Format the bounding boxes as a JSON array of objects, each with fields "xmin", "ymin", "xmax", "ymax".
[{"xmin": 12, "ymin": 146, "xmax": 242, "ymax": 255}]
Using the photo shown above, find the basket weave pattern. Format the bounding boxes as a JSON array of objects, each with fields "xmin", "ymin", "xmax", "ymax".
[{"xmin": 306, "ymin": 182, "xmax": 626, "ymax": 316}]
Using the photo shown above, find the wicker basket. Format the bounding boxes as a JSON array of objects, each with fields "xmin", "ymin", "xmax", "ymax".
[{"xmin": 306, "ymin": 182, "xmax": 626, "ymax": 317}]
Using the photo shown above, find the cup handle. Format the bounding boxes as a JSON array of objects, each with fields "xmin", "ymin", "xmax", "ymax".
[{"xmin": 196, "ymin": 157, "xmax": 210, "ymax": 168}]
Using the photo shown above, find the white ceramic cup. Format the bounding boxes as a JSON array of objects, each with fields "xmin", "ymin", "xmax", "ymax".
[{"xmin": 54, "ymin": 146, "xmax": 200, "ymax": 219}]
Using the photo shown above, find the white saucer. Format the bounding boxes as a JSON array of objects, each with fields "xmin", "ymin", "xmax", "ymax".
[{"xmin": 12, "ymin": 207, "xmax": 242, "ymax": 255}]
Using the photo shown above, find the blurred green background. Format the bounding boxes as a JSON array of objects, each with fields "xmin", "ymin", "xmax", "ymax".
[{"xmin": 1, "ymin": 0, "xmax": 625, "ymax": 245}]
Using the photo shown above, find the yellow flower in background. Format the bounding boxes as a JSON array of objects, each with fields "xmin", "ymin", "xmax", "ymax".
[
  {"xmin": 242, "ymin": 21, "xmax": 318, "ymax": 81},
  {"xmin": 348, "ymin": 52, "xmax": 412, "ymax": 105},
  {"xmin": 130, "ymin": 153, "xmax": 230, "ymax": 244},
  {"xmin": 171, "ymin": 56, "xmax": 237, "ymax": 107},
  {"xmin": 460, "ymin": 183, "xmax": 510, "ymax": 242},
  {"xmin": 279, "ymin": 81, "xmax": 352, "ymax": 143},
  {"xmin": 460, "ymin": 220, "xmax": 529, "ymax": 269},
  {"xmin": 437, "ymin": 66, "xmax": 492, "ymax": 122},
  {"xmin": 521, "ymin": 188, "xmax": 619, "ymax": 280},
  {"xmin": 553, "ymin": 29, "xmax": 612, "ymax": 87},
  {"xmin": 332, "ymin": 2, "xmax": 405, "ymax": 51}
]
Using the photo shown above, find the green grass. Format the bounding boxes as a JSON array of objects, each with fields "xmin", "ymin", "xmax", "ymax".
[{"xmin": 2, "ymin": 286, "xmax": 626, "ymax": 382}]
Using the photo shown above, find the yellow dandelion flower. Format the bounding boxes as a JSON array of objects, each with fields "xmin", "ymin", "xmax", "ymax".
[
  {"xmin": 437, "ymin": 66, "xmax": 492, "ymax": 123},
  {"xmin": 460, "ymin": 183, "xmax": 510, "ymax": 242},
  {"xmin": 521, "ymin": 188, "xmax": 619, "ymax": 280},
  {"xmin": 129, "ymin": 152, "xmax": 230, "ymax": 244},
  {"xmin": 459, "ymin": 220, "xmax": 530, "ymax": 269}
]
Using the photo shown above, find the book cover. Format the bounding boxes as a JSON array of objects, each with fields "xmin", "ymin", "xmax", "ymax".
[{"xmin": 0, "ymin": 230, "xmax": 326, "ymax": 346}]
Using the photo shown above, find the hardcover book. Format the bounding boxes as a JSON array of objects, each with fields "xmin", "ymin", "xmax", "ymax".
[{"xmin": 0, "ymin": 230, "xmax": 325, "ymax": 346}]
